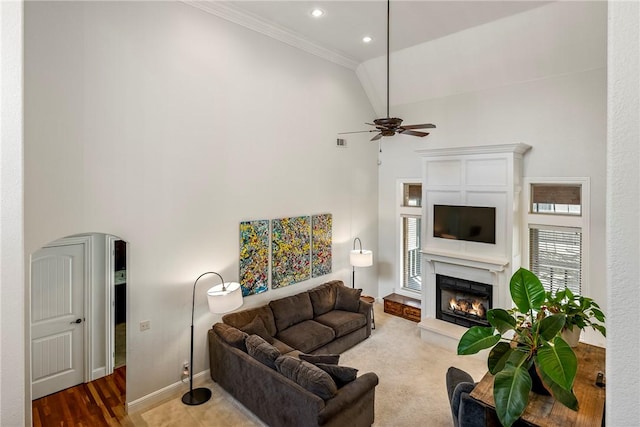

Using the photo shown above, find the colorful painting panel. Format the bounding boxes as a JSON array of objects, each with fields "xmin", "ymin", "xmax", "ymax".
[
  {"xmin": 272, "ymin": 216, "xmax": 311, "ymax": 288},
  {"xmin": 239, "ymin": 220, "xmax": 270, "ymax": 296},
  {"xmin": 312, "ymin": 214, "xmax": 332, "ymax": 277}
]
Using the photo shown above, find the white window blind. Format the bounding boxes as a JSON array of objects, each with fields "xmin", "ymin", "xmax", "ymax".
[
  {"xmin": 402, "ymin": 216, "xmax": 422, "ymax": 291},
  {"xmin": 529, "ymin": 226, "xmax": 582, "ymax": 294}
]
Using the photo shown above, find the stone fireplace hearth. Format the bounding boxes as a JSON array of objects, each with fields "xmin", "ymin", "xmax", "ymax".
[{"xmin": 415, "ymin": 143, "xmax": 531, "ymax": 351}]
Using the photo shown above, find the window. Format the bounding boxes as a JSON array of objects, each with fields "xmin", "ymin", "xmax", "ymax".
[
  {"xmin": 525, "ymin": 180, "xmax": 589, "ymax": 295},
  {"xmin": 403, "ymin": 183, "xmax": 422, "ymax": 207},
  {"xmin": 399, "ymin": 182, "xmax": 422, "ymax": 292},
  {"xmin": 531, "ymin": 184, "xmax": 582, "ymax": 215},
  {"xmin": 529, "ymin": 226, "xmax": 582, "ymax": 294},
  {"xmin": 402, "ymin": 216, "xmax": 422, "ymax": 291}
]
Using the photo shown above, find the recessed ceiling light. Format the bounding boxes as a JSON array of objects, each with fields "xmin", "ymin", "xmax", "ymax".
[
  {"xmin": 362, "ymin": 36, "xmax": 373, "ymax": 43},
  {"xmin": 310, "ymin": 8, "xmax": 325, "ymax": 18}
]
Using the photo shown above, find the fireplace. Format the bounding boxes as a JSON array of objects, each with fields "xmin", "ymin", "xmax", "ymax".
[{"xmin": 435, "ymin": 274, "xmax": 492, "ymax": 327}]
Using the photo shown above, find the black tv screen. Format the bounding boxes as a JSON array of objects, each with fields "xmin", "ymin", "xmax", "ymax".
[{"xmin": 433, "ymin": 205, "xmax": 496, "ymax": 244}]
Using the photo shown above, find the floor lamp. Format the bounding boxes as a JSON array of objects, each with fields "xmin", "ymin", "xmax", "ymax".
[
  {"xmin": 350, "ymin": 237, "xmax": 373, "ymax": 289},
  {"xmin": 182, "ymin": 271, "xmax": 243, "ymax": 406}
]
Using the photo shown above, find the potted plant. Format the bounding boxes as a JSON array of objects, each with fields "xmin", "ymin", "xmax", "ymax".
[
  {"xmin": 545, "ymin": 287, "xmax": 606, "ymax": 347},
  {"xmin": 457, "ymin": 268, "xmax": 578, "ymax": 427}
]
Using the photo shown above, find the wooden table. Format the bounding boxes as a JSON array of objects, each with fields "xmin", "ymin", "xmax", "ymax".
[{"xmin": 470, "ymin": 343, "xmax": 605, "ymax": 426}]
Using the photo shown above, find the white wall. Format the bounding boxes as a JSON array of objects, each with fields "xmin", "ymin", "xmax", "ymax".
[
  {"xmin": 0, "ymin": 1, "xmax": 26, "ymax": 425},
  {"xmin": 607, "ymin": 1, "xmax": 640, "ymax": 425},
  {"xmin": 362, "ymin": 1, "xmax": 607, "ymax": 347},
  {"xmin": 24, "ymin": 0, "xmax": 377, "ymax": 405}
]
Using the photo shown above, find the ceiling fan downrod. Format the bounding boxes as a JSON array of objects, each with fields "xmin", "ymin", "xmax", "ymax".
[{"xmin": 386, "ymin": 0, "xmax": 390, "ymax": 119}]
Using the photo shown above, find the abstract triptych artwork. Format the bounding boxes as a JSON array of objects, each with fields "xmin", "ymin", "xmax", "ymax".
[
  {"xmin": 239, "ymin": 213, "xmax": 332, "ymax": 295},
  {"xmin": 312, "ymin": 214, "xmax": 332, "ymax": 278},
  {"xmin": 239, "ymin": 220, "xmax": 270, "ymax": 296},
  {"xmin": 272, "ymin": 216, "xmax": 311, "ymax": 289}
]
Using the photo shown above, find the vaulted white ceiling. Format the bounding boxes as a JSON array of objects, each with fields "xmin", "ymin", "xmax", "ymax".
[
  {"xmin": 219, "ymin": 1, "xmax": 551, "ymax": 64},
  {"xmin": 189, "ymin": 1, "xmax": 606, "ymax": 117}
]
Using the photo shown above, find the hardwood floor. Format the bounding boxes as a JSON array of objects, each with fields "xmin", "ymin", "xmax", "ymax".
[{"xmin": 32, "ymin": 366, "xmax": 134, "ymax": 427}]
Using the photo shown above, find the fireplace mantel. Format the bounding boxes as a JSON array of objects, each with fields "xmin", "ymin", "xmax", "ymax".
[
  {"xmin": 421, "ymin": 248, "xmax": 509, "ymax": 273},
  {"xmin": 417, "ymin": 143, "xmax": 530, "ymax": 351}
]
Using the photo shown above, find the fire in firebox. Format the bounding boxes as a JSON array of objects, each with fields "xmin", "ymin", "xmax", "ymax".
[{"xmin": 449, "ymin": 297, "xmax": 487, "ymax": 320}]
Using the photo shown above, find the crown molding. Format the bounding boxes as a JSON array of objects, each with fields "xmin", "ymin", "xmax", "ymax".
[{"xmin": 182, "ymin": 1, "xmax": 360, "ymax": 70}]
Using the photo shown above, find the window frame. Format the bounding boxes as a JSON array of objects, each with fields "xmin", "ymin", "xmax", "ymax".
[
  {"xmin": 397, "ymin": 179, "xmax": 423, "ymax": 296},
  {"xmin": 523, "ymin": 177, "xmax": 590, "ymax": 296}
]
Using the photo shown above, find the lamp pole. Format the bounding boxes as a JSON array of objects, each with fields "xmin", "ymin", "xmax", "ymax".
[{"xmin": 182, "ymin": 271, "xmax": 225, "ymax": 405}]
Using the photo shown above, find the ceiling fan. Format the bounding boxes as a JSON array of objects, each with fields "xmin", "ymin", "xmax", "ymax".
[{"xmin": 340, "ymin": 0, "xmax": 435, "ymax": 142}]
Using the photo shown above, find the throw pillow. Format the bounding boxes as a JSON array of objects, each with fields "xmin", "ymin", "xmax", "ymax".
[
  {"xmin": 274, "ymin": 355, "xmax": 338, "ymax": 400},
  {"xmin": 315, "ymin": 363, "xmax": 358, "ymax": 388},
  {"xmin": 241, "ymin": 316, "xmax": 275, "ymax": 344},
  {"xmin": 246, "ymin": 334, "xmax": 281, "ymax": 370},
  {"xmin": 269, "ymin": 293, "xmax": 314, "ymax": 331},
  {"xmin": 213, "ymin": 323, "xmax": 248, "ymax": 352},
  {"xmin": 308, "ymin": 283, "xmax": 337, "ymax": 317},
  {"xmin": 298, "ymin": 353, "xmax": 340, "ymax": 365},
  {"xmin": 335, "ymin": 285, "xmax": 362, "ymax": 312}
]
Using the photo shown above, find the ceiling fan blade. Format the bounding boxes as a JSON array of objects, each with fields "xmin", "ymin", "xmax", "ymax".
[
  {"xmin": 370, "ymin": 133, "xmax": 383, "ymax": 141},
  {"xmin": 398, "ymin": 129, "xmax": 430, "ymax": 137},
  {"xmin": 400, "ymin": 123, "xmax": 436, "ymax": 130},
  {"xmin": 338, "ymin": 130, "xmax": 379, "ymax": 135}
]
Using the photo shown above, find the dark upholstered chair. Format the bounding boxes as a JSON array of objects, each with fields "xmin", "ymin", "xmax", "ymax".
[
  {"xmin": 447, "ymin": 367, "xmax": 531, "ymax": 427},
  {"xmin": 446, "ymin": 367, "xmax": 486, "ymax": 427}
]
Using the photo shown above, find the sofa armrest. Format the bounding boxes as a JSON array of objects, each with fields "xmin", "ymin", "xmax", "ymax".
[{"xmin": 318, "ymin": 372, "xmax": 379, "ymax": 424}]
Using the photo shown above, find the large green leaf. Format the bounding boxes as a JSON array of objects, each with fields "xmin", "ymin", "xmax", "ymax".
[
  {"xmin": 487, "ymin": 309, "xmax": 516, "ymax": 334},
  {"xmin": 510, "ymin": 268, "xmax": 546, "ymax": 313},
  {"xmin": 536, "ymin": 337, "xmax": 577, "ymax": 391},
  {"xmin": 457, "ymin": 326, "xmax": 500, "ymax": 355},
  {"xmin": 494, "ymin": 363, "xmax": 532, "ymax": 427},
  {"xmin": 535, "ymin": 360, "xmax": 579, "ymax": 411},
  {"xmin": 538, "ymin": 314, "xmax": 566, "ymax": 341},
  {"xmin": 506, "ymin": 348, "xmax": 530, "ymax": 369},
  {"xmin": 488, "ymin": 342, "xmax": 513, "ymax": 374}
]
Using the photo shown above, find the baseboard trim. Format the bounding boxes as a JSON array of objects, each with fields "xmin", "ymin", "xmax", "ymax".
[
  {"xmin": 126, "ymin": 369, "xmax": 210, "ymax": 414},
  {"xmin": 92, "ymin": 367, "xmax": 106, "ymax": 381}
]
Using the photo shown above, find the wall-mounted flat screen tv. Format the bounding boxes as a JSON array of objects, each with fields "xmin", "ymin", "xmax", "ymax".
[{"xmin": 433, "ymin": 205, "xmax": 496, "ymax": 244}]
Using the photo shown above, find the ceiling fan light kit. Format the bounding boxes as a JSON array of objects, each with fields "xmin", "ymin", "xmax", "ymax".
[{"xmin": 340, "ymin": 0, "xmax": 435, "ymax": 142}]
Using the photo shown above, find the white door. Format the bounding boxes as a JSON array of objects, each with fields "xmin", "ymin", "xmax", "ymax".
[{"xmin": 31, "ymin": 242, "xmax": 86, "ymax": 399}]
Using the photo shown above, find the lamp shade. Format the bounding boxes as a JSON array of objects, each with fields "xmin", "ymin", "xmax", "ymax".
[
  {"xmin": 350, "ymin": 250, "xmax": 373, "ymax": 267},
  {"xmin": 207, "ymin": 282, "xmax": 243, "ymax": 314}
]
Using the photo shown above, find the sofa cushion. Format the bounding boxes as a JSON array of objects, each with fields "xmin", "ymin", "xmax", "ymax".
[
  {"xmin": 213, "ymin": 323, "xmax": 248, "ymax": 352},
  {"xmin": 274, "ymin": 355, "xmax": 338, "ymax": 400},
  {"xmin": 316, "ymin": 363, "xmax": 358, "ymax": 388},
  {"xmin": 308, "ymin": 283, "xmax": 337, "ymax": 317},
  {"xmin": 276, "ymin": 320, "xmax": 335, "ymax": 353},
  {"xmin": 314, "ymin": 310, "xmax": 366, "ymax": 338},
  {"xmin": 223, "ymin": 305, "xmax": 277, "ymax": 338},
  {"xmin": 299, "ymin": 353, "xmax": 340, "ymax": 365},
  {"xmin": 246, "ymin": 334, "xmax": 281, "ymax": 370},
  {"xmin": 335, "ymin": 286, "xmax": 362, "ymax": 312},
  {"xmin": 272, "ymin": 338, "xmax": 295, "ymax": 355},
  {"xmin": 240, "ymin": 316, "xmax": 274, "ymax": 344},
  {"xmin": 269, "ymin": 292, "xmax": 314, "ymax": 331}
]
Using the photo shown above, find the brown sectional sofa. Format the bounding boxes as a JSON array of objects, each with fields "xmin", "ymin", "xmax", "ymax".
[{"xmin": 208, "ymin": 280, "xmax": 378, "ymax": 427}]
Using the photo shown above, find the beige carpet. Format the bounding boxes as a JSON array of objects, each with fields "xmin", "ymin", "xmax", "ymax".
[{"xmin": 136, "ymin": 303, "xmax": 487, "ymax": 426}]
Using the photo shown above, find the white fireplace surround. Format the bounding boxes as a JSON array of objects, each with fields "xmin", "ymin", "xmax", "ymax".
[{"xmin": 415, "ymin": 143, "xmax": 531, "ymax": 351}]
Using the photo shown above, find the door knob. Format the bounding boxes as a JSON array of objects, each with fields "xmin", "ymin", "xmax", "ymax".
[{"xmin": 70, "ymin": 318, "xmax": 82, "ymax": 324}]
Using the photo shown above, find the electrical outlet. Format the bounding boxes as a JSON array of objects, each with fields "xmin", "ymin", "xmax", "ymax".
[
  {"xmin": 182, "ymin": 362, "xmax": 190, "ymax": 381},
  {"xmin": 139, "ymin": 320, "xmax": 151, "ymax": 331}
]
